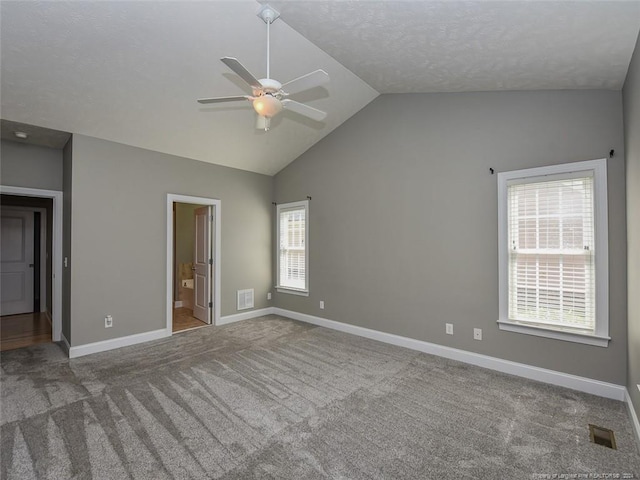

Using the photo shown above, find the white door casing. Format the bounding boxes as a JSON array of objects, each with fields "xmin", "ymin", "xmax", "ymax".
[
  {"xmin": 0, "ymin": 186, "xmax": 63, "ymax": 342},
  {"xmin": 0, "ymin": 209, "xmax": 35, "ymax": 315},
  {"xmin": 166, "ymin": 194, "xmax": 220, "ymax": 333},
  {"xmin": 192, "ymin": 206, "xmax": 212, "ymax": 323}
]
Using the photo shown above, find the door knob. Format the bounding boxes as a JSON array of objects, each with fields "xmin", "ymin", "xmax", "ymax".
[{"xmin": 29, "ymin": 264, "xmax": 34, "ymax": 268}]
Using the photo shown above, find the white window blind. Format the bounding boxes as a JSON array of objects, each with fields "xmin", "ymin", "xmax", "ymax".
[
  {"xmin": 277, "ymin": 201, "xmax": 308, "ymax": 293},
  {"xmin": 507, "ymin": 173, "xmax": 595, "ymax": 332}
]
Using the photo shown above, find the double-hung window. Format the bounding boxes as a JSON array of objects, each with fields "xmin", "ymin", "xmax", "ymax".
[
  {"xmin": 497, "ymin": 159, "xmax": 609, "ymax": 347},
  {"xmin": 276, "ymin": 200, "xmax": 309, "ymax": 296}
]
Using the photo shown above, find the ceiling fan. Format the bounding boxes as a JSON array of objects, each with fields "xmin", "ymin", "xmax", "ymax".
[{"xmin": 197, "ymin": 4, "xmax": 330, "ymax": 131}]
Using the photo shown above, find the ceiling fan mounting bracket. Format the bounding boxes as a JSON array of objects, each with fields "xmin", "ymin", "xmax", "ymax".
[{"xmin": 257, "ymin": 4, "xmax": 280, "ymax": 25}]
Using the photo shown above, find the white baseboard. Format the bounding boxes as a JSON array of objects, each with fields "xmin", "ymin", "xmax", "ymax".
[
  {"xmin": 61, "ymin": 306, "xmax": 627, "ymax": 403},
  {"xmin": 626, "ymin": 388, "xmax": 640, "ymax": 452},
  {"xmin": 273, "ymin": 308, "xmax": 626, "ymax": 401},
  {"xmin": 68, "ymin": 328, "xmax": 171, "ymax": 358},
  {"xmin": 59, "ymin": 333, "xmax": 71, "ymax": 356},
  {"xmin": 66, "ymin": 308, "xmax": 273, "ymax": 358},
  {"xmin": 218, "ymin": 307, "xmax": 275, "ymax": 326},
  {"xmin": 174, "ymin": 301, "xmax": 183, "ymax": 308}
]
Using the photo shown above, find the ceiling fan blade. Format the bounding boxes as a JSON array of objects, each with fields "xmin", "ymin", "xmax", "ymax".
[
  {"xmin": 221, "ymin": 57, "xmax": 262, "ymax": 90},
  {"xmin": 281, "ymin": 70, "xmax": 329, "ymax": 95},
  {"xmin": 281, "ymin": 99, "xmax": 327, "ymax": 122},
  {"xmin": 197, "ymin": 95, "xmax": 251, "ymax": 104}
]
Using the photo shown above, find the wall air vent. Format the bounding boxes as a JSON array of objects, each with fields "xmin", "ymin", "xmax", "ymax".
[{"xmin": 237, "ymin": 289, "xmax": 254, "ymax": 311}]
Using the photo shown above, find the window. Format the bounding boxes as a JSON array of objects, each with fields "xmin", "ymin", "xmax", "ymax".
[
  {"xmin": 497, "ymin": 159, "xmax": 609, "ymax": 347},
  {"xmin": 276, "ymin": 200, "xmax": 309, "ymax": 296}
]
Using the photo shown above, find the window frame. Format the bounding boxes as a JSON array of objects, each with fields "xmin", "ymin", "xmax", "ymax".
[
  {"xmin": 276, "ymin": 200, "xmax": 309, "ymax": 296},
  {"xmin": 497, "ymin": 159, "xmax": 610, "ymax": 347}
]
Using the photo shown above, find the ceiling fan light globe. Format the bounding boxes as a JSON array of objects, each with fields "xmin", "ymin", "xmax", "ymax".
[{"xmin": 253, "ymin": 95, "xmax": 282, "ymax": 118}]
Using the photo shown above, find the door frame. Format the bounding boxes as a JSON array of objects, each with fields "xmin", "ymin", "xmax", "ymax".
[
  {"xmin": 166, "ymin": 194, "xmax": 221, "ymax": 332},
  {"xmin": 0, "ymin": 185, "xmax": 63, "ymax": 341}
]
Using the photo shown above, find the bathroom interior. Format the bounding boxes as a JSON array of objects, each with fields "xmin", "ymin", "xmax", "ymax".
[{"xmin": 173, "ymin": 202, "xmax": 207, "ymax": 332}]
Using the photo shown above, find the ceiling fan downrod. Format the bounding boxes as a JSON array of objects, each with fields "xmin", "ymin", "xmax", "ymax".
[{"xmin": 257, "ymin": 5, "xmax": 280, "ymax": 81}]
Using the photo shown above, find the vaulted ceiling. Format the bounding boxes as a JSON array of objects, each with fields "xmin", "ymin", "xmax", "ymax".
[
  {"xmin": 2, "ymin": 1, "xmax": 639, "ymax": 175},
  {"xmin": 272, "ymin": 1, "xmax": 640, "ymax": 93}
]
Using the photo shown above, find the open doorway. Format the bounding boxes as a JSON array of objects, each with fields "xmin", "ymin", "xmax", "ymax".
[
  {"xmin": 0, "ymin": 204, "xmax": 50, "ymax": 350},
  {"xmin": 166, "ymin": 194, "xmax": 221, "ymax": 334},
  {"xmin": 0, "ymin": 187, "xmax": 63, "ymax": 349},
  {"xmin": 173, "ymin": 203, "xmax": 209, "ymax": 332}
]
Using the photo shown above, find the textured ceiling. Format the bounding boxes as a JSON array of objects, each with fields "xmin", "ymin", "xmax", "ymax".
[
  {"xmin": 2, "ymin": 2, "xmax": 640, "ymax": 176},
  {"xmin": 271, "ymin": 0, "xmax": 640, "ymax": 93},
  {"xmin": 0, "ymin": 1, "xmax": 377, "ymax": 175}
]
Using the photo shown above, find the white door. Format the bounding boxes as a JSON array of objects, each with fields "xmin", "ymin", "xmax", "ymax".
[
  {"xmin": 193, "ymin": 206, "xmax": 212, "ymax": 323},
  {"xmin": 1, "ymin": 209, "xmax": 34, "ymax": 316}
]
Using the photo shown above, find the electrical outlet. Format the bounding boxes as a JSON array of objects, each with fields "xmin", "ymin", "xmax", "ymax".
[
  {"xmin": 473, "ymin": 328, "xmax": 482, "ymax": 340},
  {"xmin": 446, "ymin": 323, "xmax": 453, "ymax": 335},
  {"xmin": 319, "ymin": 300, "xmax": 325, "ymax": 309},
  {"xmin": 267, "ymin": 292, "xmax": 272, "ymax": 300},
  {"xmin": 105, "ymin": 315, "xmax": 113, "ymax": 328}
]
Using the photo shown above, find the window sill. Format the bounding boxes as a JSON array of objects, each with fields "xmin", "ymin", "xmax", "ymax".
[
  {"xmin": 497, "ymin": 320, "xmax": 610, "ymax": 347},
  {"xmin": 276, "ymin": 287, "xmax": 309, "ymax": 297}
]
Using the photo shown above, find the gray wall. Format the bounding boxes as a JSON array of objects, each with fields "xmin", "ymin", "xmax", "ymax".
[
  {"xmin": 62, "ymin": 138, "xmax": 72, "ymax": 342},
  {"xmin": 1, "ymin": 140, "xmax": 63, "ymax": 191},
  {"xmin": 174, "ymin": 203, "xmax": 199, "ymax": 300},
  {"xmin": 623, "ymin": 33, "xmax": 640, "ymax": 421},
  {"xmin": 274, "ymin": 90, "xmax": 627, "ymax": 385},
  {"xmin": 68, "ymin": 134, "xmax": 272, "ymax": 346}
]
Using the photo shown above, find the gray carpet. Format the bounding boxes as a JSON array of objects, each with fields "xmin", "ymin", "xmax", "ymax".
[{"xmin": 1, "ymin": 314, "xmax": 639, "ymax": 479}]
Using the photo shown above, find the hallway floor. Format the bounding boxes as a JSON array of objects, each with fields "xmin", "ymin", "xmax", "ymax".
[{"xmin": 0, "ymin": 311, "xmax": 52, "ymax": 351}]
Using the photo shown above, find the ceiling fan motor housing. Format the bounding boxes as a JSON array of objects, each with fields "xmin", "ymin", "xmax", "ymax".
[{"xmin": 256, "ymin": 78, "xmax": 282, "ymax": 95}]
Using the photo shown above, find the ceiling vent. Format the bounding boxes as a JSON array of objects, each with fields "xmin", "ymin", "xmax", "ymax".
[{"xmin": 237, "ymin": 289, "xmax": 254, "ymax": 311}]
